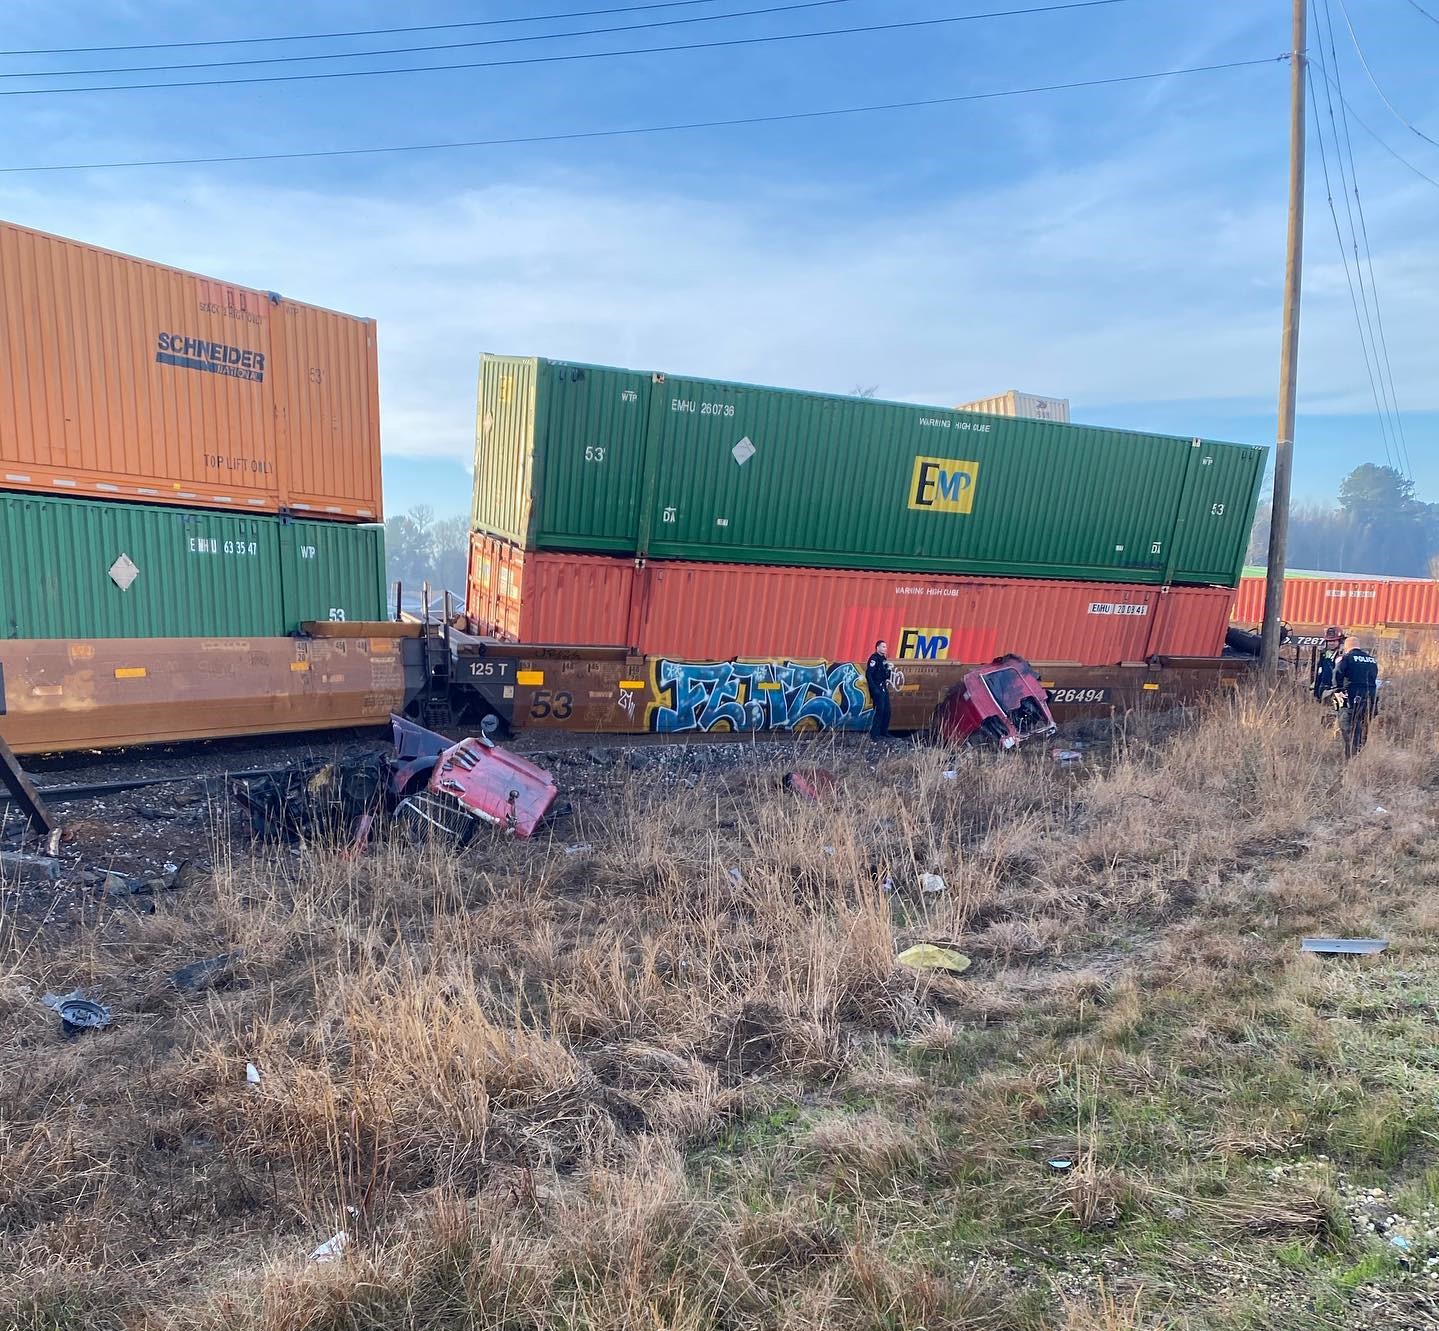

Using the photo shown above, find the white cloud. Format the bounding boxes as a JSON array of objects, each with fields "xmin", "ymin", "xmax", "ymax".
[{"xmin": 1, "ymin": 127, "xmax": 1434, "ymax": 469}]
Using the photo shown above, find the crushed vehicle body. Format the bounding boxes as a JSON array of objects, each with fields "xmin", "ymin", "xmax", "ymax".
[
  {"xmin": 233, "ymin": 716, "xmax": 558, "ymax": 847},
  {"xmin": 933, "ymin": 655, "xmax": 1058, "ymax": 748}
]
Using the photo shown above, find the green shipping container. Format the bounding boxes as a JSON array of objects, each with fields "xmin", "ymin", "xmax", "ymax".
[
  {"xmin": 280, "ymin": 519, "xmax": 388, "ymax": 627},
  {"xmin": 473, "ymin": 355, "xmax": 1265, "ymax": 587},
  {"xmin": 0, "ymin": 492, "xmax": 387, "ymax": 639}
]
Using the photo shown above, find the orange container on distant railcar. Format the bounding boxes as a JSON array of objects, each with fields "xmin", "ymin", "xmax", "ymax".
[
  {"xmin": 468, "ymin": 534, "xmax": 1233, "ymax": 664},
  {"xmin": 0, "ymin": 218, "xmax": 381, "ymax": 520},
  {"xmin": 1232, "ymin": 571, "xmax": 1439, "ymax": 630}
]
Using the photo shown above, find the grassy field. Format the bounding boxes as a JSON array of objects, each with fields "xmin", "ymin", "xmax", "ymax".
[{"xmin": 4, "ymin": 665, "xmax": 1439, "ymax": 1330}]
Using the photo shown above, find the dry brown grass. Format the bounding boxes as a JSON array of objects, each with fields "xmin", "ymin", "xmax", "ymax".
[{"xmin": 4, "ymin": 661, "xmax": 1439, "ymax": 1329}]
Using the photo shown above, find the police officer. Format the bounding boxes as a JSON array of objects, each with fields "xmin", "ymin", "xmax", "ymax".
[
  {"xmin": 866, "ymin": 640, "xmax": 893, "ymax": 740},
  {"xmin": 1313, "ymin": 626, "xmax": 1346, "ymax": 701},
  {"xmin": 1335, "ymin": 639, "xmax": 1380, "ymax": 756}
]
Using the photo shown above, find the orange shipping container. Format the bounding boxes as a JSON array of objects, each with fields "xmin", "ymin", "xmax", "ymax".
[
  {"xmin": 0, "ymin": 218, "xmax": 381, "ymax": 519},
  {"xmin": 1229, "ymin": 574, "xmax": 1439, "ymax": 630},
  {"xmin": 468, "ymin": 536, "xmax": 1233, "ymax": 663}
]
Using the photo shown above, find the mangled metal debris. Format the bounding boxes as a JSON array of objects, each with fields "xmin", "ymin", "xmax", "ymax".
[
  {"xmin": 169, "ymin": 951, "xmax": 243, "ymax": 993},
  {"xmin": 43, "ymin": 989, "xmax": 113, "ymax": 1035},
  {"xmin": 232, "ymin": 715, "xmax": 558, "ymax": 851},
  {"xmin": 1301, "ymin": 937, "xmax": 1388, "ymax": 956},
  {"xmin": 782, "ymin": 769, "xmax": 837, "ymax": 802}
]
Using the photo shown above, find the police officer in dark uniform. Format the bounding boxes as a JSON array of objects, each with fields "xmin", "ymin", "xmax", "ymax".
[
  {"xmin": 866, "ymin": 640, "xmax": 892, "ymax": 740},
  {"xmin": 1313, "ymin": 626, "xmax": 1346, "ymax": 701},
  {"xmin": 1335, "ymin": 639, "xmax": 1380, "ymax": 756}
]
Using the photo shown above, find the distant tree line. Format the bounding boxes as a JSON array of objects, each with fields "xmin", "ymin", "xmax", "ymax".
[
  {"xmin": 384, "ymin": 505, "xmax": 469, "ymax": 610},
  {"xmin": 1247, "ymin": 464, "xmax": 1439, "ymax": 578}
]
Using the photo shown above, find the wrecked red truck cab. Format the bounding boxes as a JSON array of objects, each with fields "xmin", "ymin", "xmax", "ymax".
[{"xmin": 932, "ymin": 656, "xmax": 1058, "ymax": 748}]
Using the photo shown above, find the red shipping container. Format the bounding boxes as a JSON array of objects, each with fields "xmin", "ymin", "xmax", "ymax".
[
  {"xmin": 468, "ymin": 532, "xmax": 632, "ymax": 644},
  {"xmin": 1231, "ymin": 573, "xmax": 1439, "ymax": 630},
  {"xmin": 468, "ymin": 535, "xmax": 1232, "ymax": 663},
  {"xmin": 1380, "ymin": 578, "xmax": 1439, "ymax": 626}
]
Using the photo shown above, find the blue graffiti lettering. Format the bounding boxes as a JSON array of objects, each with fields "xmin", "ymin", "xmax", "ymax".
[{"xmin": 647, "ymin": 659, "xmax": 874, "ymax": 735}]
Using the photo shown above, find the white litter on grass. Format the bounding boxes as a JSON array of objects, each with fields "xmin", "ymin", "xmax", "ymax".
[
  {"xmin": 563, "ymin": 843, "xmax": 593, "ymax": 855},
  {"xmin": 728, "ymin": 867, "xmax": 743, "ymax": 885},
  {"xmin": 246, "ymin": 1063, "xmax": 261, "ymax": 1086},
  {"xmin": 310, "ymin": 1231, "xmax": 349, "ymax": 1263},
  {"xmin": 919, "ymin": 873, "xmax": 947, "ymax": 894},
  {"xmin": 1374, "ymin": 806, "xmax": 1389, "ymax": 816},
  {"xmin": 942, "ymin": 770, "xmax": 958, "ymax": 781},
  {"xmin": 1053, "ymin": 750, "xmax": 1083, "ymax": 766},
  {"xmin": 822, "ymin": 845, "xmax": 836, "ymax": 856}
]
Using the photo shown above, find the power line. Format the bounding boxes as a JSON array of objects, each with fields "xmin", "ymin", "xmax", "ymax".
[
  {"xmin": 1334, "ymin": 0, "xmax": 1439, "ymax": 151},
  {"xmin": 1312, "ymin": 6, "xmax": 1395, "ymax": 469},
  {"xmin": 0, "ymin": 0, "xmax": 736, "ymax": 56},
  {"xmin": 1325, "ymin": 78, "xmax": 1439, "ymax": 188},
  {"xmin": 0, "ymin": 1, "xmax": 1132, "ymax": 98},
  {"xmin": 1306, "ymin": 59, "xmax": 1396, "ymax": 471},
  {"xmin": 0, "ymin": 56, "xmax": 1283, "ymax": 174},
  {"xmin": 0, "ymin": 0, "xmax": 859, "ymax": 80},
  {"xmin": 1321, "ymin": 0, "xmax": 1412, "ymax": 477},
  {"xmin": 1402, "ymin": 0, "xmax": 1439, "ymax": 27}
]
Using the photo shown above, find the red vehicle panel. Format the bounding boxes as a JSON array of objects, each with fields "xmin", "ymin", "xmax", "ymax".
[
  {"xmin": 426, "ymin": 737, "xmax": 557, "ymax": 838},
  {"xmin": 933, "ymin": 657, "xmax": 1058, "ymax": 747}
]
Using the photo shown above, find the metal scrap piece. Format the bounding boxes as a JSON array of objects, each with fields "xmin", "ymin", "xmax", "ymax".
[{"xmin": 1301, "ymin": 937, "xmax": 1388, "ymax": 956}]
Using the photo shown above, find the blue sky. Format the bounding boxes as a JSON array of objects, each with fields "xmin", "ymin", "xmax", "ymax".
[{"xmin": 2, "ymin": 0, "xmax": 1435, "ymax": 518}]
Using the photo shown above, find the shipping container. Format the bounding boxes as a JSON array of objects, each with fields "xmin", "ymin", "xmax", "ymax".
[
  {"xmin": 468, "ymin": 537, "xmax": 1232, "ymax": 664},
  {"xmin": 280, "ymin": 519, "xmax": 388, "ymax": 627},
  {"xmin": 1233, "ymin": 571, "xmax": 1439, "ymax": 629},
  {"xmin": 0, "ymin": 218, "xmax": 382, "ymax": 520},
  {"xmin": 0, "ymin": 492, "xmax": 386, "ymax": 639},
  {"xmin": 472, "ymin": 356, "xmax": 1263, "ymax": 587},
  {"xmin": 954, "ymin": 390, "xmax": 1071, "ymax": 423}
]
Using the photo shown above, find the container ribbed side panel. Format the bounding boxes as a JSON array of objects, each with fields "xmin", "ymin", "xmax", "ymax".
[
  {"xmin": 280, "ymin": 519, "xmax": 387, "ymax": 627},
  {"xmin": 471, "ymin": 355, "xmax": 537, "ymax": 544},
  {"xmin": 1380, "ymin": 579, "xmax": 1439, "ymax": 626},
  {"xmin": 487, "ymin": 552, "xmax": 1231, "ymax": 664},
  {"xmin": 529, "ymin": 361, "xmax": 652, "ymax": 552},
  {"xmin": 0, "ymin": 491, "xmax": 284, "ymax": 638},
  {"xmin": 270, "ymin": 302, "xmax": 383, "ymax": 519},
  {"xmin": 467, "ymin": 532, "xmax": 632, "ymax": 645},
  {"xmin": 1168, "ymin": 439, "xmax": 1266, "ymax": 585},
  {"xmin": 645, "ymin": 377, "xmax": 1256, "ymax": 582},
  {"xmin": 0, "ymin": 218, "xmax": 380, "ymax": 519}
]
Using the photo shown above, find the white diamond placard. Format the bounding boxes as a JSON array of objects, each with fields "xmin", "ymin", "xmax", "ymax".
[
  {"xmin": 108, "ymin": 553, "xmax": 140, "ymax": 592},
  {"xmin": 731, "ymin": 436, "xmax": 756, "ymax": 466}
]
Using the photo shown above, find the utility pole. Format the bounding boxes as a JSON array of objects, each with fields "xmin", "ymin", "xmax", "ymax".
[{"xmin": 1261, "ymin": 0, "xmax": 1307, "ymax": 672}]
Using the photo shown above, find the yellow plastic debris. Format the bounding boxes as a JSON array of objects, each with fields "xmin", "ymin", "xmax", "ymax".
[{"xmin": 896, "ymin": 944, "xmax": 972, "ymax": 975}]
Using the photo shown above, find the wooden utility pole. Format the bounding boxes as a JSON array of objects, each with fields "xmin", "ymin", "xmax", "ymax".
[{"xmin": 1261, "ymin": 0, "xmax": 1308, "ymax": 671}]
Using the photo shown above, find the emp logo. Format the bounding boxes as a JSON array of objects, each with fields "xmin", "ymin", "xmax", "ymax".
[
  {"xmin": 898, "ymin": 626, "xmax": 951, "ymax": 660},
  {"xmin": 908, "ymin": 456, "xmax": 979, "ymax": 514}
]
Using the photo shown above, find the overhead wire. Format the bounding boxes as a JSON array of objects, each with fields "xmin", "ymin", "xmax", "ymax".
[
  {"xmin": 1319, "ymin": 0, "xmax": 1412, "ymax": 476},
  {"xmin": 0, "ymin": 1, "xmax": 738, "ymax": 55},
  {"xmin": 1402, "ymin": 0, "xmax": 1439, "ymax": 24},
  {"xmin": 1333, "ymin": 0, "xmax": 1439, "ymax": 151},
  {"xmin": 1320, "ymin": 77, "xmax": 1439, "ymax": 188},
  {"xmin": 0, "ymin": 55, "xmax": 1284, "ymax": 173},
  {"xmin": 0, "ymin": 0, "xmax": 1132, "ymax": 97},
  {"xmin": 0, "ymin": 0, "xmax": 862, "ymax": 80},
  {"xmin": 1306, "ymin": 56, "xmax": 1396, "ymax": 471}
]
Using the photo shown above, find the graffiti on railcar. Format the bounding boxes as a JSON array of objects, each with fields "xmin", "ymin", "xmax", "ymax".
[{"xmin": 646, "ymin": 659, "xmax": 874, "ymax": 734}]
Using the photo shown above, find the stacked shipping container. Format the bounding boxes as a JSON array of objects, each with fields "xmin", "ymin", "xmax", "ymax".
[
  {"xmin": 468, "ymin": 535, "xmax": 1234, "ymax": 664},
  {"xmin": 0, "ymin": 219, "xmax": 387, "ymax": 639},
  {"xmin": 469, "ymin": 356, "xmax": 1265, "ymax": 664}
]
